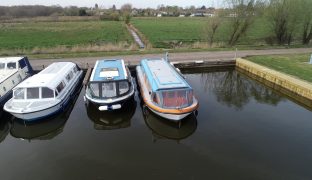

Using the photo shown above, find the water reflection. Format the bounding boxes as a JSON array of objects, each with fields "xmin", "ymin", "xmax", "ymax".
[
  {"xmin": 198, "ymin": 69, "xmax": 285, "ymax": 109},
  {"xmin": 143, "ymin": 108, "xmax": 197, "ymax": 142},
  {"xmin": 86, "ymin": 99, "xmax": 136, "ymax": 130},
  {"xmin": 0, "ymin": 112, "xmax": 10, "ymax": 143},
  {"xmin": 10, "ymin": 85, "xmax": 82, "ymax": 141}
]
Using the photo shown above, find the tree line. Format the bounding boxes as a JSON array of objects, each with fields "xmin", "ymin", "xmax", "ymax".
[
  {"xmin": 205, "ymin": 0, "xmax": 312, "ymax": 46},
  {"xmin": 0, "ymin": 5, "xmax": 89, "ymax": 17}
]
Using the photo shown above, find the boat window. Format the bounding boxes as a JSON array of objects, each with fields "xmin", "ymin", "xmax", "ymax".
[
  {"xmin": 0, "ymin": 63, "xmax": 5, "ymax": 69},
  {"xmin": 153, "ymin": 92, "xmax": 161, "ymax": 105},
  {"xmin": 7, "ymin": 62, "xmax": 16, "ymax": 69},
  {"xmin": 17, "ymin": 74, "xmax": 22, "ymax": 82},
  {"xmin": 162, "ymin": 89, "xmax": 192, "ymax": 108},
  {"xmin": 73, "ymin": 66, "xmax": 78, "ymax": 73},
  {"xmin": 3, "ymin": 87, "xmax": 6, "ymax": 92},
  {"xmin": 66, "ymin": 73, "xmax": 72, "ymax": 82},
  {"xmin": 14, "ymin": 88, "xmax": 25, "ymax": 99},
  {"xmin": 42, "ymin": 87, "xmax": 54, "ymax": 98},
  {"xmin": 102, "ymin": 82, "xmax": 116, "ymax": 98},
  {"xmin": 56, "ymin": 82, "xmax": 65, "ymax": 94},
  {"xmin": 12, "ymin": 80, "xmax": 15, "ymax": 85},
  {"xmin": 27, "ymin": 88, "xmax": 39, "ymax": 99},
  {"xmin": 119, "ymin": 81, "xmax": 129, "ymax": 95},
  {"xmin": 89, "ymin": 83, "xmax": 99, "ymax": 97}
]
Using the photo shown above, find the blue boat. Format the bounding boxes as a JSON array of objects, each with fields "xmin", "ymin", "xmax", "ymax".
[
  {"xmin": 84, "ymin": 59, "xmax": 135, "ymax": 111},
  {"xmin": 136, "ymin": 58, "xmax": 199, "ymax": 121}
]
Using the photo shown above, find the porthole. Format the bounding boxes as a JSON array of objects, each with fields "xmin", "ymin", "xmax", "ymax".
[
  {"xmin": 3, "ymin": 87, "xmax": 6, "ymax": 91},
  {"xmin": 12, "ymin": 80, "xmax": 15, "ymax": 84}
]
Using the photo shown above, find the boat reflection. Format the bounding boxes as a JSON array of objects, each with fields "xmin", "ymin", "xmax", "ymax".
[
  {"xmin": 0, "ymin": 112, "xmax": 11, "ymax": 143},
  {"xmin": 143, "ymin": 108, "xmax": 197, "ymax": 142},
  {"xmin": 86, "ymin": 99, "xmax": 136, "ymax": 130},
  {"xmin": 10, "ymin": 84, "xmax": 82, "ymax": 140}
]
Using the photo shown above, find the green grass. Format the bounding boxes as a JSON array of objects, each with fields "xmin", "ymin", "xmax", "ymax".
[
  {"xmin": 131, "ymin": 17, "xmax": 272, "ymax": 48},
  {"xmin": 0, "ymin": 21, "xmax": 132, "ymax": 50},
  {"xmin": 247, "ymin": 54, "xmax": 312, "ymax": 83}
]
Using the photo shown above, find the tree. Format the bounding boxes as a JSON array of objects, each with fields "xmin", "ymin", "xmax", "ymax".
[
  {"xmin": 300, "ymin": 0, "xmax": 312, "ymax": 45},
  {"xmin": 121, "ymin": 3, "xmax": 132, "ymax": 24},
  {"xmin": 225, "ymin": 0, "xmax": 264, "ymax": 46},
  {"xmin": 94, "ymin": 4, "xmax": 98, "ymax": 9},
  {"xmin": 267, "ymin": 0, "xmax": 300, "ymax": 45},
  {"xmin": 204, "ymin": 16, "xmax": 222, "ymax": 46}
]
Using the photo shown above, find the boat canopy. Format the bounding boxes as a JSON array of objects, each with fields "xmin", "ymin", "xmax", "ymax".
[
  {"xmin": 14, "ymin": 62, "xmax": 77, "ymax": 90},
  {"xmin": 140, "ymin": 59, "xmax": 191, "ymax": 92},
  {"xmin": 90, "ymin": 59, "xmax": 127, "ymax": 82}
]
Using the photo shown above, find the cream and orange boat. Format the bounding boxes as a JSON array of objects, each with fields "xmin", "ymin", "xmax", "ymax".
[{"xmin": 136, "ymin": 58, "xmax": 198, "ymax": 121}]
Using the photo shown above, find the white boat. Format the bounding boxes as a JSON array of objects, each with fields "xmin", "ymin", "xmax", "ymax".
[
  {"xmin": 84, "ymin": 59, "xmax": 135, "ymax": 111},
  {"xmin": 0, "ymin": 57, "xmax": 33, "ymax": 107},
  {"xmin": 136, "ymin": 58, "xmax": 199, "ymax": 121},
  {"xmin": 4, "ymin": 62, "xmax": 83, "ymax": 121}
]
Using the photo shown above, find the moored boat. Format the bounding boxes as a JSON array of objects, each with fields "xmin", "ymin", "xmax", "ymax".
[
  {"xmin": 0, "ymin": 57, "xmax": 33, "ymax": 107},
  {"xmin": 136, "ymin": 58, "xmax": 199, "ymax": 121},
  {"xmin": 84, "ymin": 59, "xmax": 135, "ymax": 111},
  {"xmin": 3, "ymin": 62, "xmax": 83, "ymax": 121}
]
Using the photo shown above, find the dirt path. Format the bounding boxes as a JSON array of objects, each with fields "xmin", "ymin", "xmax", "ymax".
[{"xmin": 30, "ymin": 48, "xmax": 312, "ymax": 70}]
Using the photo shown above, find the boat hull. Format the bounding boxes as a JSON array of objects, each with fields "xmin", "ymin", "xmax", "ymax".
[{"xmin": 148, "ymin": 107, "xmax": 191, "ymax": 121}]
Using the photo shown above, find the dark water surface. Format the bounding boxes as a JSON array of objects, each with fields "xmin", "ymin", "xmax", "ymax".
[{"xmin": 0, "ymin": 68, "xmax": 311, "ymax": 180}]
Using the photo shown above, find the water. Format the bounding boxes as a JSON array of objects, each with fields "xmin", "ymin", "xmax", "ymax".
[{"xmin": 0, "ymin": 68, "xmax": 312, "ymax": 180}]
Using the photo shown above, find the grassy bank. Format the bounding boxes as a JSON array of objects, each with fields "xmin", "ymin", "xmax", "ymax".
[
  {"xmin": 0, "ymin": 20, "xmax": 133, "ymax": 55},
  {"xmin": 247, "ymin": 54, "xmax": 312, "ymax": 83},
  {"xmin": 131, "ymin": 17, "xmax": 272, "ymax": 48}
]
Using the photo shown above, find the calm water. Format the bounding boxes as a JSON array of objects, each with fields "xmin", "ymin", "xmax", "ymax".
[{"xmin": 0, "ymin": 68, "xmax": 312, "ymax": 180}]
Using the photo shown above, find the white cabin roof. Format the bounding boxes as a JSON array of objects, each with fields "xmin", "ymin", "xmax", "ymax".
[
  {"xmin": 0, "ymin": 57, "xmax": 24, "ymax": 63},
  {"xmin": 15, "ymin": 62, "xmax": 76, "ymax": 90}
]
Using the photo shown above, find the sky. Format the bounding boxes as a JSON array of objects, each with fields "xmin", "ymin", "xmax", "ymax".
[{"xmin": 0, "ymin": 0, "xmax": 222, "ymax": 8}]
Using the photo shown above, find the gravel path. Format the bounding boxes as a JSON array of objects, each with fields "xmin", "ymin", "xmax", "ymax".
[{"xmin": 30, "ymin": 48, "xmax": 312, "ymax": 70}]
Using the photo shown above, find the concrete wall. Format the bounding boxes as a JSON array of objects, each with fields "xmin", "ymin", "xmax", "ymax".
[{"xmin": 236, "ymin": 58, "xmax": 312, "ymax": 102}]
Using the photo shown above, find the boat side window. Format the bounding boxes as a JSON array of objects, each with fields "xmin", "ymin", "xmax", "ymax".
[
  {"xmin": 27, "ymin": 88, "xmax": 39, "ymax": 99},
  {"xmin": 42, "ymin": 87, "xmax": 54, "ymax": 99},
  {"xmin": 66, "ymin": 72, "xmax": 73, "ymax": 83},
  {"xmin": 119, "ymin": 81, "xmax": 129, "ymax": 95},
  {"xmin": 17, "ymin": 74, "xmax": 22, "ymax": 82},
  {"xmin": 73, "ymin": 66, "xmax": 78, "ymax": 73},
  {"xmin": 56, "ymin": 82, "xmax": 65, "ymax": 94},
  {"xmin": 89, "ymin": 83, "xmax": 99, "ymax": 97},
  {"xmin": 7, "ymin": 62, "xmax": 16, "ymax": 69},
  {"xmin": 14, "ymin": 88, "xmax": 25, "ymax": 99},
  {"xmin": 0, "ymin": 63, "xmax": 5, "ymax": 69},
  {"xmin": 102, "ymin": 82, "xmax": 116, "ymax": 98},
  {"xmin": 152, "ymin": 92, "xmax": 161, "ymax": 105}
]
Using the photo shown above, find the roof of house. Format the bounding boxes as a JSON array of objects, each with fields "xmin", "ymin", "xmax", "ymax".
[
  {"xmin": 90, "ymin": 59, "xmax": 127, "ymax": 82},
  {"xmin": 140, "ymin": 59, "xmax": 191, "ymax": 91},
  {"xmin": 15, "ymin": 62, "xmax": 76, "ymax": 90}
]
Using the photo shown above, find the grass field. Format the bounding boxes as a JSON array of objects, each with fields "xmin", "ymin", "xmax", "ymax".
[
  {"xmin": 247, "ymin": 54, "xmax": 312, "ymax": 83},
  {"xmin": 131, "ymin": 17, "xmax": 272, "ymax": 48},
  {"xmin": 0, "ymin": 21, "xmax": 132, "ymax": 51}
]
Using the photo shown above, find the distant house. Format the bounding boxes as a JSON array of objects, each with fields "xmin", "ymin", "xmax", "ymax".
[
  {"xmin": 179, "ymin": 14, "xmax": 185, "ymax": 17},
  {"xmin": 157, "ymin": 13, "xmax": 162, "ymax": 17},
  {"xmin": 203, "ymin": 13, "xmax": 215, "ymax": 17}
]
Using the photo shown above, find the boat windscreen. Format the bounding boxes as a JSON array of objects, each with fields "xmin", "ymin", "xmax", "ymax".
[
  {"xmin": 27, "ymin": 88, "xmax": 39, "ymax": 99},
  {"xmin": 14, "ymin": 88, "xmax": 25, "ymax": 99},
  {"xmin": 102, "ymin": 82, "xmax": 117, "ymax": 98},
  {"xmin": 119, "ymin": 81, "xmax": 129, "ymax": 95},
  {"xmin": 7, "ymin": 62, "xmax": 16, "ymax": 69},
  {"xmin": 42, "ymin": 87, "xmax": 54, "ymax": 98},
  {"xmin": 159, "ymin": 89, "xmax": 193, "ymax": 109}
]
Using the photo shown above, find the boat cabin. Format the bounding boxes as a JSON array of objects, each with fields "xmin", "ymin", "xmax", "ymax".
[
  {"xmin": 87, "ymin": 60, "xmax": 131, "ymax": 99},
  {"xmin": 12, "ymin": 62, "xmax": 79, "ymax": 101},
  {"xmin": 140, "ymin": 59, "xmax": 194, "ymax": 109},
  {"xmin": 0, "ymin": 57, "xmax": 33, "ymax": 98}
]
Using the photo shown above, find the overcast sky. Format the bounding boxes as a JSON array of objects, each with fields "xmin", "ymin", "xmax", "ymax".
[{"xmin": 0, "ymin": 0, "xmax": 222, "ymax": 8}]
